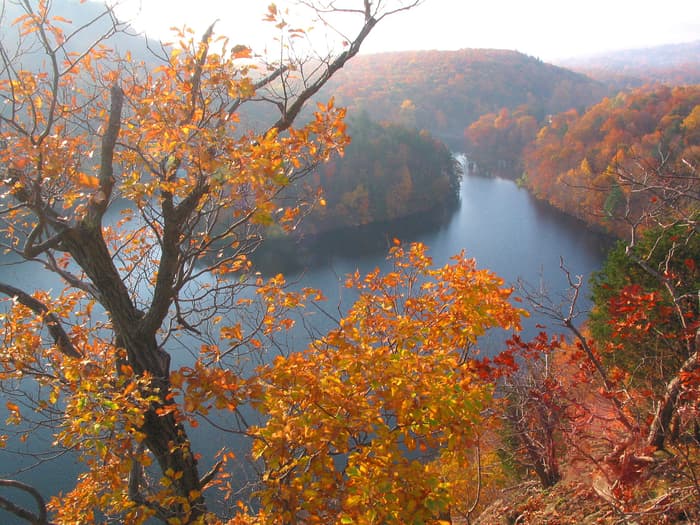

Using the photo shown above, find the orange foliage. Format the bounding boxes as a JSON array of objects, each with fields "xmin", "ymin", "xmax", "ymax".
[
  {"xmin": 247, "ymin": 242, "xmax": 524, "ymax": 523},
  {"xmin": 523, "ymin": 85, "xmax": 700, "ymax": 235}
]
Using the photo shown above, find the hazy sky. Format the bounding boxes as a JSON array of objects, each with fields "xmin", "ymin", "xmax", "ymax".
[{"xmin": 112, "ymin": 0, "xmax": 700, "ymax": 61}]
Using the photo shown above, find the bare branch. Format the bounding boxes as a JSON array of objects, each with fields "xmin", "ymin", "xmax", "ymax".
[
  {"xmin": 199, "ymin": 459, "xmax": 224, "ymax": 488},
  {"xmin": 0, "ymin": 478, "xmax": 54, "ymax": 525},
  {"xmin": 519, "ymin": 262, "xmax": 636, "ymax": 432},
  {"xmin": 226, "ymin": 65, "xmax": 288, "ymax": 117},
  {"xmin": 269, "ymin": 4, "xmax": 379, "ymax": 133}
]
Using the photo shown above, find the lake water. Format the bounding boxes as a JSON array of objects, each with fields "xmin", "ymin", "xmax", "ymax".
[
  {"xmin": 0, "ymin": 159, "xmax": 612, "ymax": 521},
  {"xmin": 255, "ymin": 159, "xmax": 612, "ymax": 342}
]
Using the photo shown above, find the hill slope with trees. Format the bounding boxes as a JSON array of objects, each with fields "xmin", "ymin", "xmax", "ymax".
[
  {"xmin": 320, "ymin": 49, "xmax": 608, "ymax": 148},
  {"xmin": 301, "ymin": 115, "xmax": 460, "ymax": 233},
  {"xmin": 523, "ymin": 84, "xmax": 700, "ymax": 235}
]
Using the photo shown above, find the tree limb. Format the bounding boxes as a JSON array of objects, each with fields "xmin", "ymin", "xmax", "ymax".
[
  {"xmin": 647, "ymin": 299, "xmax": 700, "ymax": 449},
  {"xmin": 86, "ymin": 83, "xmax": 123, "ymax": 225},
  {"xmin": 22, "ymin": 219, "xmax": 64, "ymax": 258},
  {"xmin": 269, "ymin": 8, "xmax": 377, "ymax": 133},
  {"xmin": 0, "ymin": 282, "xmax": 82, "ymax": 359},
  {"xmin": 0, "ymin": 478, "xmax": 54, "ymax": 525}
]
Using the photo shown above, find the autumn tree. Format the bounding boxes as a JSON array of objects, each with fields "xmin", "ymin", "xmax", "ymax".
[
  {"xmin": 0, "ymin": 1, "xmax": 426, "ymax": 523},
  {"xmin": 590, "ymin": 224, "xmax": 700, "ymax": 390},
  {"xmin": 248, "ymin": 242, "xmax": 524, "ymax": 523},
  {"xmin": 517, "ymin": 111, "xmax": 699, "ymax": 513},
  {"xmin": 596, "ymin": 150, "xmax": 699, "ymax": 452},
  {"xmin": 499, "ymin": 333, "xmax": 565, "ymax": 489}
]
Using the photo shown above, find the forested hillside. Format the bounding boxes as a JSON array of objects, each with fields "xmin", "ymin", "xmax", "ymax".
[
  {"xmin": 464, "ymin": 106, "xmax": 539, "ymax": 178},
  {"xmin": 320, "ymin": 49, "xmax": 607, "ymax": 147},
  {"xmin": 523, "ymin": 84, "xmax": 700, "ymax": 235}
]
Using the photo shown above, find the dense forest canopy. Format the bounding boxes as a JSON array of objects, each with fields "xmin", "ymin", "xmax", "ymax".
[
  {"xmin": 300, "ymin": 115, "xmax": 460, "ymax": 233},
  {"xmin": 464, "ymin": 106, "xmax": 539, "ymax": 178},
  {"xmin": 523, "ymin": 84, "xmax": 700, "ymax": 235},
  {"xmin": 320, "ymin": 49, "xmax": 607, "ymax": 147}
]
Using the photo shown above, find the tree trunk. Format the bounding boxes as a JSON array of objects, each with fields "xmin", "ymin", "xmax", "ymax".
[
  {"xmin": 646, "ymin": 326, "xmax": 700, "ymax": 450},
  {"xmin": 62, "ymin": 226, "xmax": 205, "ymax": 521},
  {"xmin": 142, "ymin": 404, "xmax": 205, "ymax": 519},
  {"xmin": 507, "ymin": 406, "xmax": 561, "ymax": 488}
]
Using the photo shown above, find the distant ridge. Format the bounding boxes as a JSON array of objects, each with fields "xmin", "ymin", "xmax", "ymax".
[
  {"xmin": 555, "ymin": 40, "xmax": 700, "ymax": 88},
  {"xmin": 558, "ymin": 40, "xmax": 700, "ymax": 69}
]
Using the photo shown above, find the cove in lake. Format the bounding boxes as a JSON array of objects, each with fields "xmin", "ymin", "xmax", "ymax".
[{"xmin": 0, "ymin": 159, "xmax": 613, "ymax": 522}]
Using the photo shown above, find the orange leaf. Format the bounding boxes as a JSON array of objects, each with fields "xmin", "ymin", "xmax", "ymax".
[{"xmin": 77, "ymin": 173, "xmax": 100, "ymax": 188}]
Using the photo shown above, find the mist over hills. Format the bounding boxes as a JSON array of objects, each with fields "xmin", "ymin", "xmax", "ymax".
[
  {"xmin": 0, "ymin": 0, "xmax": 159, "ymax": 69},
  {"xmin": 556, "ymin": 40, "xmax": 700, "ymax": 88},
  {"xmin": 559, "ymin": 40, "xmax": 700, "ymax": 70}
]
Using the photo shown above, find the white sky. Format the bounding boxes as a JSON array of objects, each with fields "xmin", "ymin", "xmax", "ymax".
[{"xmin": 111, "ymin": 0, "xmax": 700, "ymax": 61}]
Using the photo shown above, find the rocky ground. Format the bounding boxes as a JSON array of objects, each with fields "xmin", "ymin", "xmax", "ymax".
[{"xmin": 467, "ymin": 478, "xmax": 699, "ymax": 524}]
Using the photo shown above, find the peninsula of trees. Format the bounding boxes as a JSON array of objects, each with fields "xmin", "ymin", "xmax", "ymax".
[{"xmin": 299, "ymin": 115, "xmax": 460, "ymax": 234}]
